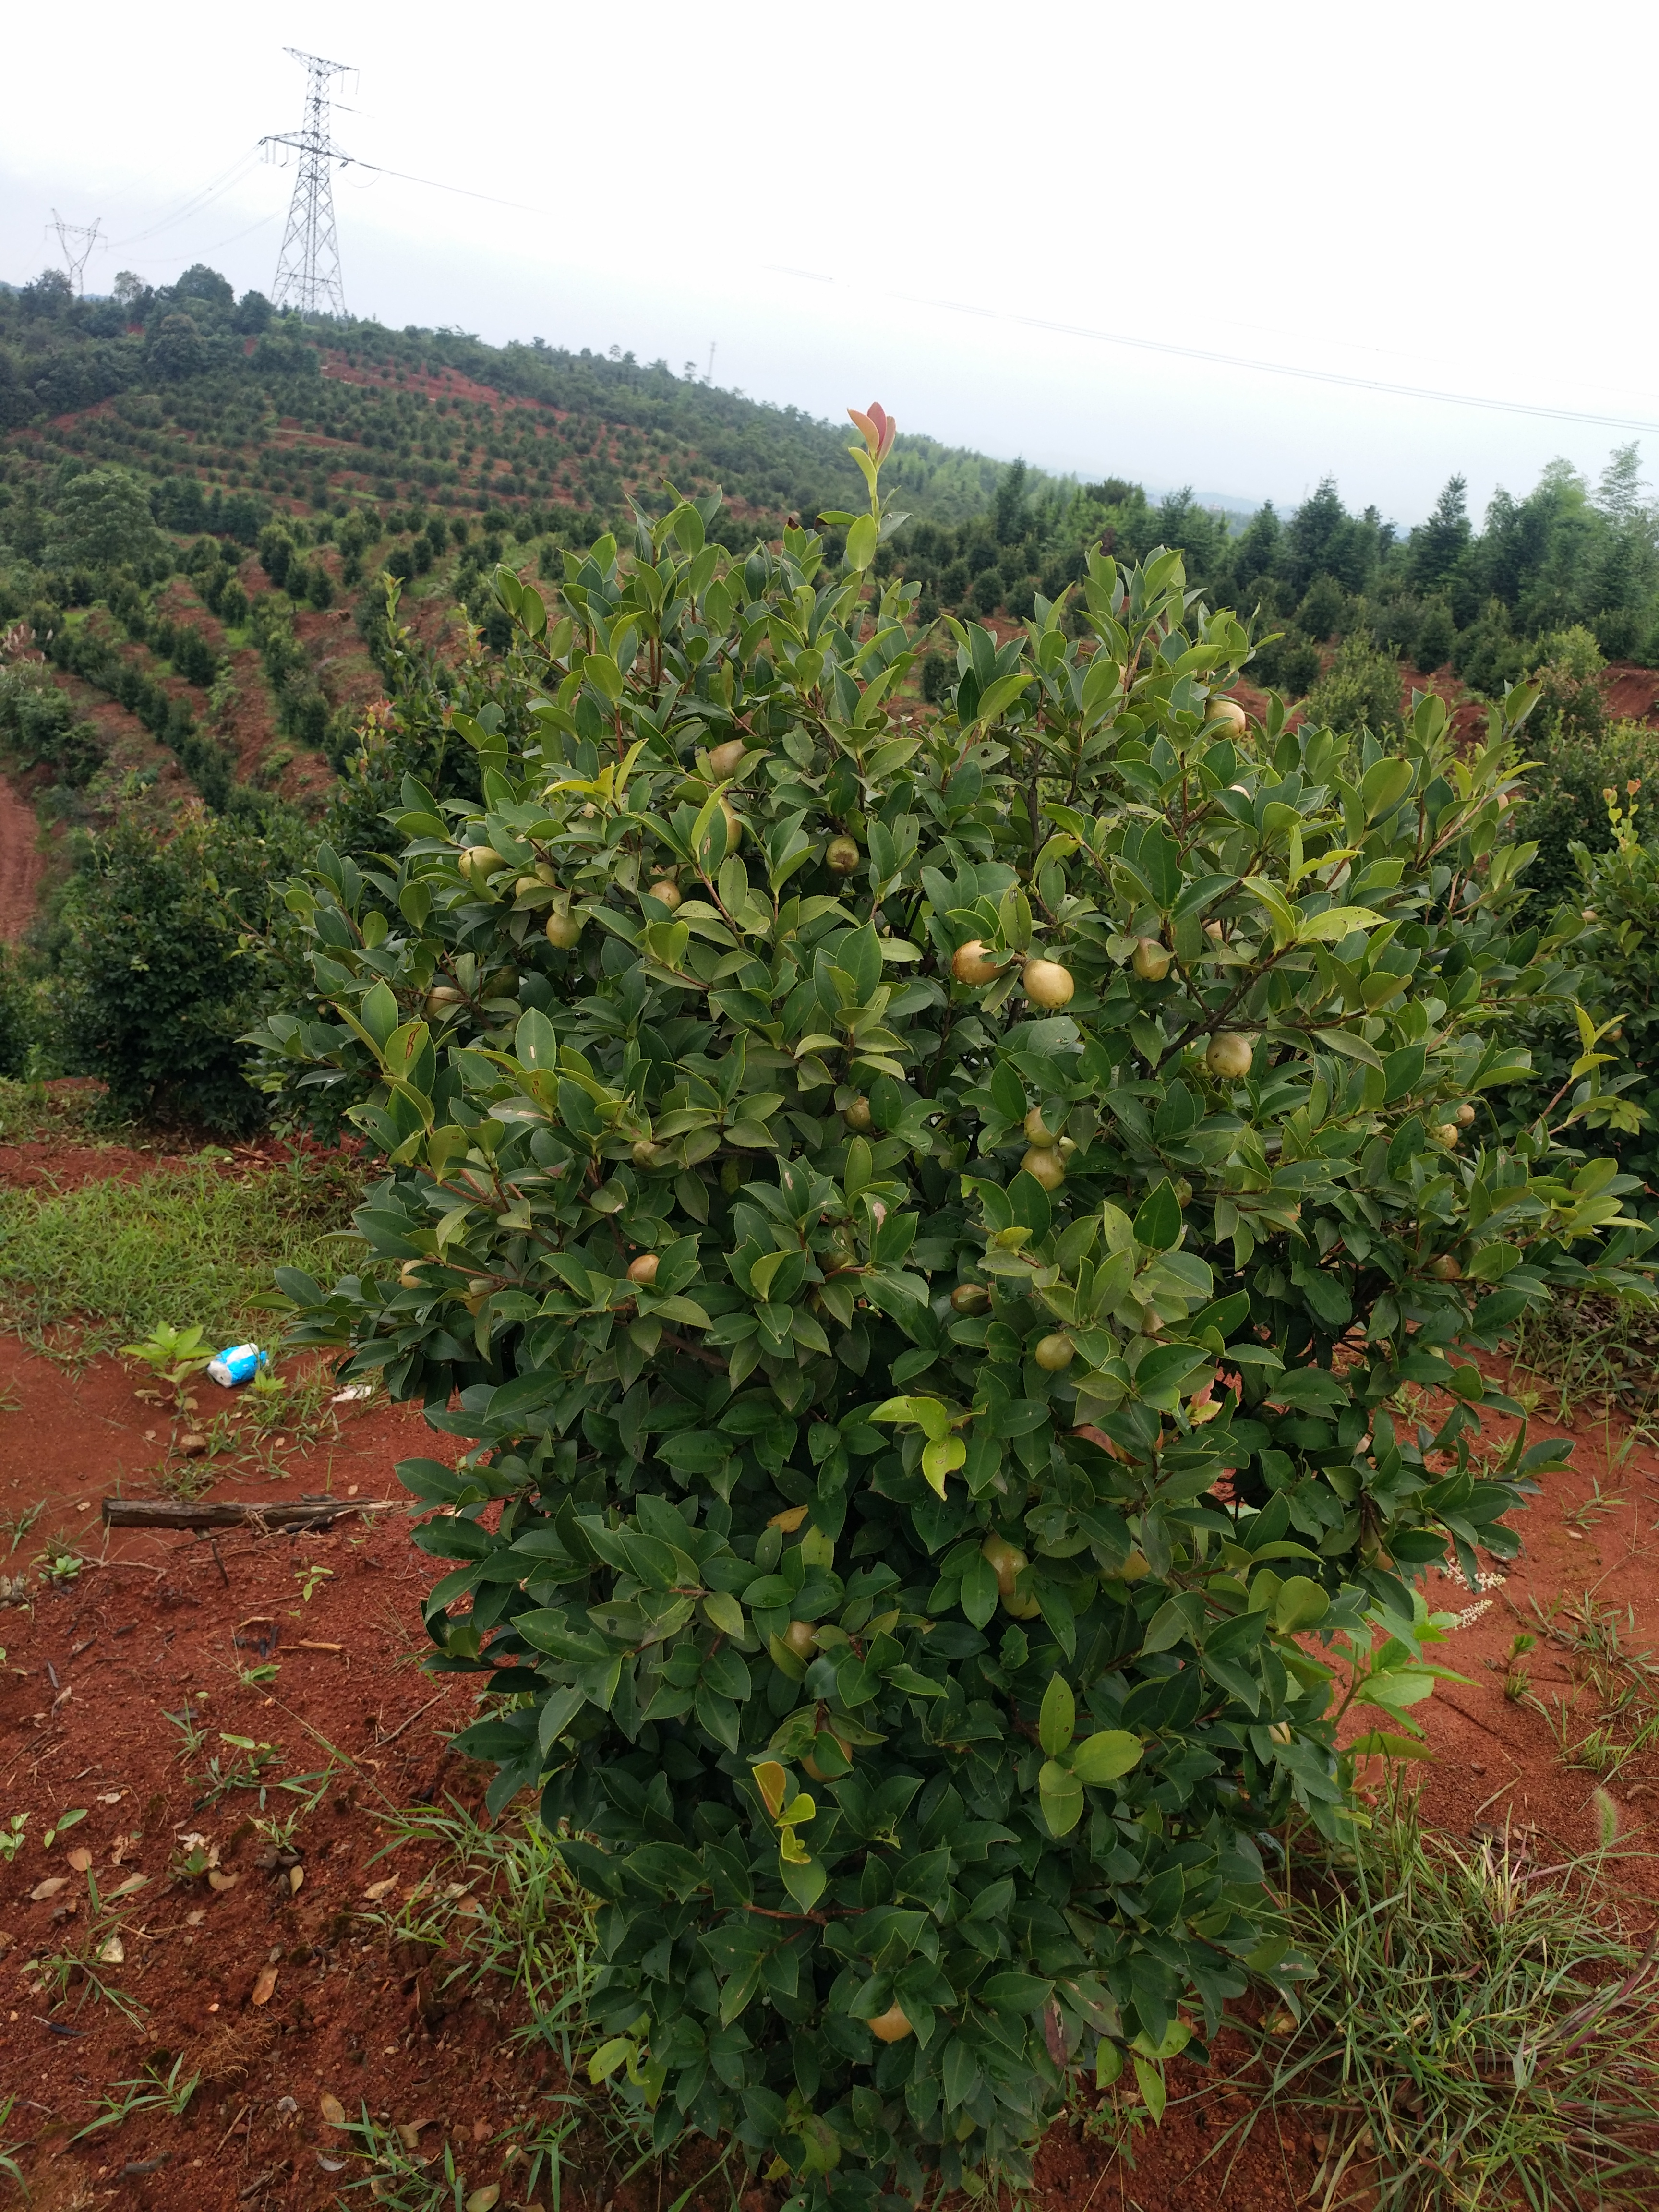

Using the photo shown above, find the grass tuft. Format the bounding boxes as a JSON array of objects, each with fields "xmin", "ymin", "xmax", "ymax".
[{"xmin": 1229, "ymin": 1790, "xmax": 1659, "ymax": 2209}]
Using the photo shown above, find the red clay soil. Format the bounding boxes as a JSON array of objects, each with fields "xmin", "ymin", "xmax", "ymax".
[
  {"xmin": 0, "ymin": 775, "xmax": 45, "ymax": 943},
  {"xmin": 0, "ymin": 1162, "xmax": 1656, "ymax": 2210},
  {"xmin": 1602, "ymin": 663, "xmax": 1659, "ymax": 727}
]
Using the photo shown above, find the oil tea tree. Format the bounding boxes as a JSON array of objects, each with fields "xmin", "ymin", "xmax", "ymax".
[{"xmin": 262, "ymin": 411, "xmax": 1654, "ymax": 2207}]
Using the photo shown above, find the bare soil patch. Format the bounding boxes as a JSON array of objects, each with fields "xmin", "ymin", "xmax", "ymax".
[{"xmin": 0, "ymin": 774, "xmax": 45, "ymax": 943}]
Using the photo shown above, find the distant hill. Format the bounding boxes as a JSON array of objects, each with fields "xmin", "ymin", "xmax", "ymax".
[{"xmin": 3, "ymin": 257, "xmax": 1655, "ymax": 847}]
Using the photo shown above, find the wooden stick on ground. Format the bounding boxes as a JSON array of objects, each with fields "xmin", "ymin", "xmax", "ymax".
[{"xmin": 102, "ymin": 1497, "xmax": 397, "ymax": 1534}]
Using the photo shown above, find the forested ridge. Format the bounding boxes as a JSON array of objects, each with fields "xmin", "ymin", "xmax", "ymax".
[{"xmin": 2, "ymin": 254, "xmax": 1659, "ymax": 1007}]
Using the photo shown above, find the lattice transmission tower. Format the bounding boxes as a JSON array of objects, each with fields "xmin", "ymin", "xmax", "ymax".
[
  {"xmin": 50, "ymin": 211, "xmax": 103, "ymax": 295},
  {"xmin": 263, "ymin": 48, "xmax": 353, "ymax": 317}
]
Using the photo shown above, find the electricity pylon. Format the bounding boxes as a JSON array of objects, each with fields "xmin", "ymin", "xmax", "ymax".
[
  {"xmin": 263, "ymin": 48, "xmax": 352, "ymax": 318},
  {"xmin": 50, "ymin": 211, "xmax": 102, "ymax": 295}
]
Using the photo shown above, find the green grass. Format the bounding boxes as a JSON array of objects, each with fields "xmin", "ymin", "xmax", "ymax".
[
  {"xmin": 0, "ymin": 1151, "xmax": 359, "ymax": 1361},
  {"xmin": 1507, "ymin": 1287, "xmax": 1659, "ymax": 1426},
  {"xmin": 0, "ymin": 1075, "xmax": 113, "ymax": 1145},
  {"xmin": 1224, "ymin": 1790, "xmax": 1659, "ymax": 2210}
]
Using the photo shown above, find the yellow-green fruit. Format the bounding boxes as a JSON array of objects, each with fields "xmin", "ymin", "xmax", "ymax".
[
  {"xmin": 1103, "ymin": 1549, "xmax": 1150, "ymax": 1583},
  {"xmin": 1023, "ymin": 1107, "xmax": 1059, "ymax": 1147},
  {"xmin": 1430, "ymin": 1254, "xmax": 1463, "ymax": 1281},
  {"xmin": 982, "ymin": 1535, "xmax": 1043, "ymax": 1619},
  {"xmin": 843, "ymin": 1096, "xmax": 874, "ymax": 1133},
  {"xmin": 1437, "ymin": 1123, "xmax": 1460, "ymax": 1148},
  {"xmin": 803, "ymin": 1731, "xmax": 853, "ymax": 1782},
  {"xmin": 515, "ymin": 875, "xmax": 544, "ymax": 898},
  {"xmin": 1205, "ymin": 1032, "xmax": 1254, "ymax": 1080},
  {"xmin": 399, "ymin": 1261, "xmax": 429, "ymax": 1290},
  {"xmin": 1132, "ymin": 938, "xmax": 1171, "ymax": 981},
  {"xmin": 866, "ymin": 2003, "xmax": 913, "ymax": 2044},
  {"xmin": 1021, "ymin": 1146, "xmax": 1066, "ymax": 1192},
  {"xmin": 707, "ymin": 738, "xmax": 748, "ymax": 779},
  {"xmin": 631, "ymin": 1140, "xmax": 663, "ymax": 1170},
  {"xmin": 783, "ymin": 1620, "xmax": 817, "ymax": 1661},
  {"xmin": 1205, "ymin": 696, "xmax": 1248, "ymax": 736},
  {"xmin": 459, "ymin": 844, "xmax": 505, "ymax": 891},
  {"xmin": 646, "ymin": 878, "xmax": 682, "ymax": 912},
  {"xmin": 1034, "ymin": 1333, "xmax": 1075, "ymax": 1373},
  {"xmin": 950, "ymin": 1283, "xmax": 991, "ymax": 1315},
  {"xmin": 721, "ymin": 799, "xmax": 744, "ymax": 851},
  {"xmin": 626, "ymin": 1253, "xmax": 660, "ymax": 1287},
  {"xmin": 1022, "ymin": 958, "xmax": 1075, "ymax": 1010},
  {"xmin": 423, "ymin": 986, "xmax": 466, "ymax": 1022},
  {"xmin": 825, "ymin": 835, "xmax": 861, "ymax": 874},
  {"xmin": 544, "ymin": 911, "xmax": 583, "ymax": 950},
  {"xmin": 1455, "ymin": 1102, "xmax": 1476, "ymax": 1127},
  {"xmin": 952, "ymin": 939, "xmax": 1002, "ymax": 985}
]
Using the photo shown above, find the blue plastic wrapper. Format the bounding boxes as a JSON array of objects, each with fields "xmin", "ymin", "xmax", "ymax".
[{"xmin": 207, "ymin": 1342, "xmax": 267, "ymax": 1388}]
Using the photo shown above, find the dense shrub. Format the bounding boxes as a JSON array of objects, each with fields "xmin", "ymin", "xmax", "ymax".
[
  {"xmin": 0, "ymin": 665, "xmax": 106, "ymax": 787},
  {"xmin": 1524, "ymin": 625, "xmax": 1606, "ymax": 745},
  {"xmin": 263, "ymin": 448, "xmax": 1651, "ymax": 2209},
  {"xmin": 37, "ymin": 613, "xmax": 233, "ymax": 808},
  {"xmin": 1295, "ymin": 572, "xmax": 1346, "ymax": 642},
  {"xmin": 1250, "ymin": 624, "xmax": 1321, "ymax": 698},
  {"xmin": 1500, "ymin": 786, "xmax": 1659, "ymax": 1185},
  {"xmin": 1411, "ymin": 599, "xmax": 1455, "ymax": 673},
  {"xmin": 53, "ymin": 807, "xmax": 307, "ymax": 1129},
  {"xmin": 1453, "ymin": 599, "xmax": 1526, "ymax": 698},
  {"xmin": 1512, "ymin": 718, "xmax": 1659, "ymax": 917},
  {"xmin": 0, "ymin": 942, "xmax": 38, "ymax": 1077},
  {"xmin": 1302, "ymin": 632, "xmax": 1402, "ymax": 735}
]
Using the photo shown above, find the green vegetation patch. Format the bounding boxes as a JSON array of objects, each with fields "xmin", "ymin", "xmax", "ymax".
[{"xmin": 0, "ymin": 1151, "xmax": 358, "ymax": 1360}]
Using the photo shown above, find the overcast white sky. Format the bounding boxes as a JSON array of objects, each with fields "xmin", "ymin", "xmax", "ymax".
[{"xmin": 5, "ymin": 0, "xmax": 1655, "ymax": 526}]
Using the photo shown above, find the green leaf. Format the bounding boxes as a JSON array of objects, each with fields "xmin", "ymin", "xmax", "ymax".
[
  {"xmin": 1070, "ymin": 1730, "xmax": 1142, "ymax": 1785},
  {"xmin": 1132, "ymin": 2055, "xmax": 1167, "ymax": 2123},
  {"xmin": 1271, "ymin": 1575, "xmax": 1330, "ymax": 1634},
  {"xmin": 845, "ymin": 514, "xmax": 878, "ymax": 572},
  {"xmin": 959, "ymin": 1552, "xmax": 999, "ymax": 1630},
  {"xmin": 1037, "ymin": 1765, "xmax": 1083, "ymax": 1836},
  {"xmin": 1132, "ymin": 1178, "xmax": 1181, "ymax": 1252},
  {"xmin": 1038, "ymin": 1672, "xmax": 1075, "ymax": 1757},
  {"xmin": 1296, "ymin": 904, "xmax": 1383, "ymax": 944},
  {"xmin": 1361, "ymin": 756, "xmax": 1414, "ymax": 818}
]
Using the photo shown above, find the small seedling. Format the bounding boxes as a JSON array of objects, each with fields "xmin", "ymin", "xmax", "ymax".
[
  {"xmin": 237, "ymin": 1659, "xmax": 281, "ymax": 1689},
  {"xmin": 0, "ymin": 1812, "xmax": 26, "ymax": 1863},
  {"xmin": 163, "ymin": 1699, "xmax": 210, "ymax": 1761},
  {"xmin": 0, "ymin": 2091, "xmax": 24, "ymax": 2191},
  {"xmin": 169, "ymin": 1835, "xmax": 218, "ymax": 1884},
  {"xmin": 36, "ymin": 1545, "xmax": 83, "ymax": 1587},
  {"xmin": 193, "ymin": 1733, "xmax": 282, "ymax": 1807},
  {"xmin": 118, "ymin": 1322, "xmax": 213, "ymax": 1411},
  {"xmin": 1502, "ymin": 1632, "xmax": 1536, "ymax": 1701},
  {"xmin": 39, "ymin": 1873, "xmax": 146, "ymax": 2025},
  {"xmin": 72, "ymin": 2054, "xmax": 200, "ymax": 2140},
  {"xmin": 43, "ymin": 1806, "xmax": 87, "ymax": 1849},
  {"xmin": 294, "ymin": 1563, "xmax": 334, "ymax": 1605},
  {"xmin": 0, "ymin": 1500, "xmax": 43, "ymax": 1555}
]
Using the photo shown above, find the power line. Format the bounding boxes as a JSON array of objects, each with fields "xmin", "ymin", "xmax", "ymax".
[
  {"xmin": 263, "ymin": 48, "xmax": 352, "ymax": 317},
  {"xmin": 881, "ymin": 285, "xmax": 1659, "ymax": 441},
  {"xmin": 108, "ymin": 151, "xmax": 264, "ymax": 251}
]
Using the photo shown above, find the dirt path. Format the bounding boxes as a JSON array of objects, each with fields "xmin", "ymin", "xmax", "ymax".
[{"xmin": 0, "ymin": 772, "xmax": 44, "ymax": 941}]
